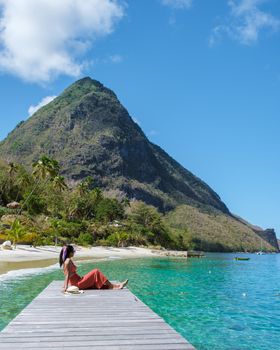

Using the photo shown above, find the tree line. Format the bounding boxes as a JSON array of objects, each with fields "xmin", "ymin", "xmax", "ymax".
[{"xmin": 0, "ymin": 156, "xmax": 191, "ymax": 249}]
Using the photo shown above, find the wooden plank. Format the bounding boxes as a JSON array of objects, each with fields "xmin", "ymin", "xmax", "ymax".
[
  {"xmin": 0, "ymin": 344, "xmax": 193, "ymax": 350},
  {"xmin": 0, "ymin": 281, "xmax": 196, "ymax": 349},
  {"xmin": 0, "ymin": 334, "xmax": 185, "ymax": 341}
]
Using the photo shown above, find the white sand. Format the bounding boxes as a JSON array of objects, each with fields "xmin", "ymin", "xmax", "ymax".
[{"xmin": 0, "ymin": 245, "xmax": 162, "ymax": 263}]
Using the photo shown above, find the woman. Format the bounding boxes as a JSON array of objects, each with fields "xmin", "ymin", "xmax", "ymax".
[{"xmin": 60, "ymin": 245, "xmax": 128, "ymax": 292}]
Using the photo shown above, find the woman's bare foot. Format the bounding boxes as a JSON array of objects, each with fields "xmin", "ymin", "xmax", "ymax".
[
  {"xmin": 121, "ymin": 279, "xmax": 129, "ymax": 289},
  {"xmin": 112, "ymin": 279, "xmax": 129, "ymax": 290}
]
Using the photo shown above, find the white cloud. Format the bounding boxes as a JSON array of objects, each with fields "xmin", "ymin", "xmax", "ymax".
[
  {"xmin": 92, "ymin": 53, "xmax": 124, "ymax": 66},
  {"xmin": 161, "ymin": 0, "xmax": 192, "ymax": 10},
  {"xmin": 28, "ymin": 95, "xmax": 57, "ymax": 116},
  {"xmin": 109, "ymin": 54, "xmax": 123, "ymax": 63},
  {"xmin": 209, "ymin": 25, "xmax": 230, "ymax": 47},
  {"xmin": 0, "ymin": 0, "xmax": 124, "ymax": 83},
  {"xmin": 210, "ymin": 0, "xmax": 280, "ymax": 46}
]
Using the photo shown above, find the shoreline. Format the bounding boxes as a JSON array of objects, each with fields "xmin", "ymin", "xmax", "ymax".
[{"xmin": 0, "ymin": 245, "xmax": 163, "ymax": 275}]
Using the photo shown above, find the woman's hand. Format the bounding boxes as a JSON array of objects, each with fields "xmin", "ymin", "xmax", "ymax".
[{"xmin": 61, "ymin": 286, "xmax": 67, "ymax": 293}]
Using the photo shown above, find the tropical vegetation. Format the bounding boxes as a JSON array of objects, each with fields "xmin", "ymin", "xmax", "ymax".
[
  {"xmin": 0, "ymin": 78, "xmax": 278, "ymax": 252},
  {"xmin": 0, "ymin": 156, "xmax": 278, "ymax": 252},
  {"xmin": 0, "ymin": 157, "xmax": 182, "ymax": 249}
]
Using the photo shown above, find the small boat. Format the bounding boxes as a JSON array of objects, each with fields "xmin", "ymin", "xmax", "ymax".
[{"xmin": 234, "ymin": 257, "xmax": 250, "ymax": 261}]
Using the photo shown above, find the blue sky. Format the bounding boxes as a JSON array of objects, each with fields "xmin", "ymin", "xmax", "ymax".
[{"xmin": 0, "ymin": 0, "xmax": 279, "ymax": 236}]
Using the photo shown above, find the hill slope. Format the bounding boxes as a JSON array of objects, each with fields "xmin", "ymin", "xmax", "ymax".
[
  {"xmin": 0, "ymin": 77, "xmax": 278, "ymax": 251},
  {"xmin": 0, "ymin": 77, "xmax": 228, "ymax": 212},
  {"xmin": 164, "ymin": 205, "xmax": 277, "ymax": 252}
]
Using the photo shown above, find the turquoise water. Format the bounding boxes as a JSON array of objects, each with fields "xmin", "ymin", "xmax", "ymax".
[{"xmin": 0, "ymin": 253, "xmax": 280, "ymax": 350}]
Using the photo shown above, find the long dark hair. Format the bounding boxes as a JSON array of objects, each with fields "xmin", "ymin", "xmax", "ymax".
[{"xmin": 59, "ymin": 245, "xmax": 75, "ymax": 267}]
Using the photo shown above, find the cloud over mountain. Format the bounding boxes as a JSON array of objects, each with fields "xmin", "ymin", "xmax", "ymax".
[
  {"xmin": 28, "ymin": 96, "xmax": 57, "ymax": 116},
  {"xmin": 0, "ymin": 0, "xmax": 124, "ymax": 82}
]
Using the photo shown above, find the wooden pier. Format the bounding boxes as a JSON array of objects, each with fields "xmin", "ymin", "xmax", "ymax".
[{"xmin": 0, "ymin": 281, "xmax": 196, "ymax": 349}]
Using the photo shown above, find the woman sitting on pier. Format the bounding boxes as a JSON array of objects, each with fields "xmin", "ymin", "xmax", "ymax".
[{"xmin": 60, "ymin": 245, "xmax": 128, "ymax": 292}]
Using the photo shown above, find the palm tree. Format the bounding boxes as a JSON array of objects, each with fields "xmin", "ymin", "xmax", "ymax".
[
  {"xmin": 77, "ymin": 176, "xmax": 94, "ymax": 196},
  {"xmin": 14, "ymin": 167, "xmax": 32, "ymax": 202},
  {"xmin": 32, "ymin": 156, "xmax": 60, "ymax": 180},
  {"xmin": 91, "ymin": 187, "xmax": 102, "ymax": 202},
  {"xmin": 131, "ymin": 203, "xmax": 160, "ymax": 230},
  {"xmin": 17, "ymin": 156, "xmax": 60, "ymax": 216},
  {"xmin": 78, "ymin": 182, "xmax": 89, "ymax": 196},
  {"xmin": 121, "ymin": 197, "xmax": 131, "ymax": 208},
  {"xmin": 116, "ymin": 232, "xmax": 129, "ymax": 247},
  {"xmin": 0, "ymin": 162, "xmax": 19, "ymax": 202},
  {"xmin": 52, "ymin": 175, "xmax": 68, "ymax": 192},
  {"xmin": 82, "ymin": 187, "xmax": 103, "ymax": 219},
  {"xmin": 7, "ymin": 219, "xmax": 26, "ymax": 249},
  {"xmin": 8, "ymin": 162, "xmax": 19, "ymax": 176}
]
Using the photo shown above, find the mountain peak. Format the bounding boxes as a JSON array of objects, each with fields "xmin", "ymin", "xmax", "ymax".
[
  {"xmin": 71, "ymin": 76, "xmax": 104, "ymax": 88},
  {"xmin": 58, "ymin": 76, "xmax": 115, "ymax": 103},
  {"xmin": 0, "ymin": 77, "xmax": 229, "ymax": 213}
]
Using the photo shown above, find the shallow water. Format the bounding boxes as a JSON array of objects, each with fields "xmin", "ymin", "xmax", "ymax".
[
  {"xmin": 0, "ymin": 253, "xmax": 280, "ymax": 350},
  {"xmin": 0, "ymin": 258, "xmax": 58, "ymax": 275}
]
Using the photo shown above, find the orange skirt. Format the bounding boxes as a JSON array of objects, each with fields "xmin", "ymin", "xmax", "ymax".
[{"xmin": 69, "ymin": 269, "xmax": 108, "ymax": 290}]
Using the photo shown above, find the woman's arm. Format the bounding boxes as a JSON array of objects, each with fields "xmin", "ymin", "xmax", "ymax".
[{"xmin": 63, "ymin": 260, "xmax": 70, "ymax": 292}]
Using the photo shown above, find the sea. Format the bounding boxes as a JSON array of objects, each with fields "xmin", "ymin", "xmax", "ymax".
[{"xmin": 0, "ymin": 253, "xmax": 279, "ymax": 350}]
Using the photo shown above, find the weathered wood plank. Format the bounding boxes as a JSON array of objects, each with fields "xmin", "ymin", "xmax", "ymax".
[
  {"xmin": 0, "ymin": 340, "xmax": 193, "ymax": 349},
  {"xmin": 0, "ymin": 344, "xmax": 194, "ymax": 350},
  {"xmin": 0, "ymin": 333, "xmax": 185, "ymax": 341},
  {"xmin": 0, "ymin": 281, "xmax": 196, "ymax": 349}
]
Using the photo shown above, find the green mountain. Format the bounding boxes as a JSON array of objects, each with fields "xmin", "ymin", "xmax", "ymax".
[
  {"xmin": 0, "ymin": 77, "xmax": 278, "ymax": 251},
  {"xmin": 0, "ymin": 77, "xmax": 228, "ymax": 212},
  {"xmin": 164, "ymin": 205, "xmax": 279, "ymax": 252}
]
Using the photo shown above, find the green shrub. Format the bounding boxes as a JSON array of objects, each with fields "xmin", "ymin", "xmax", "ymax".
[
  {"xmin": 50, "ymin": 219, "xmax": 87, "ymax": 239},
  {"xmin": 22, "ymin": 232, "xmax": 39, "ymax": 245},
  {"xmin": 95, "ymin": 198, "xmax": 124, "ymax": 222},
  {"xmin": 77, "ymin": 232, "xmax": 94, "ymax": 246},
  {"xmin": 105, "ymin": 232, "xmax": 130, "ymax": 247},
  {"xmin": 22, "ymin": 193, "xmax": 47, "ymax": 215}
]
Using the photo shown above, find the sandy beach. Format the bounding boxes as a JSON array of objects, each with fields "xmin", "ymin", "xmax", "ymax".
[{"xmin": 0, "ymin": 245, "xmax": 162, "ymax": 275}]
